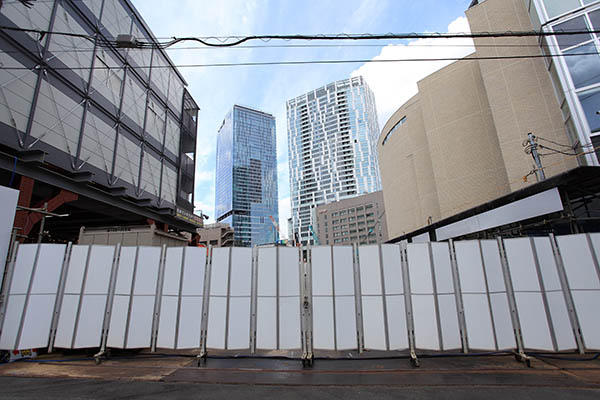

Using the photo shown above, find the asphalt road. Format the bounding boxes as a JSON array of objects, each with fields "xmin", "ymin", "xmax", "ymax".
[{"xmin": 0, "ymin": 377, "xmax": 599, "ymax": 400}]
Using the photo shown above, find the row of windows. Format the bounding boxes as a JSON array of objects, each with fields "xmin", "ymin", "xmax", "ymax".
[{"xmin": 328, "ymin": 203, "xmax": 374, "ymax": 218}]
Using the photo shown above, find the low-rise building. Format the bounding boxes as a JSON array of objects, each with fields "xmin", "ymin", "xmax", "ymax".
[
  {"xmin": 314, "ymin": 191, "xmax": 387, "ymax": 246},
  {"xmin": 196, "ymin": 223, "xmax": 234, "ymax": 247}
]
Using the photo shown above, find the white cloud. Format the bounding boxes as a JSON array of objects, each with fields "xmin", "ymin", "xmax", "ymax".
[
  {"xmin": 278, "ymin": 196, "xmax": 291, "ymax": 239},
  {"xmin": 343, "ymin": 0, "xmax": 389, "ymax": 32},
  {"xmin": 351, "ymin": 16, "xmax": 475, "ymax": 126},
  {"xmin": 195, "ymin": 170, "xmax": 214, "ymax": 183}
]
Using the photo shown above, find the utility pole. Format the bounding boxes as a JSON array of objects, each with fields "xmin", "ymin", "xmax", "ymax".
[{"xmin": 527, "ymin": 133, "xmax": 546, "ymax": 181}]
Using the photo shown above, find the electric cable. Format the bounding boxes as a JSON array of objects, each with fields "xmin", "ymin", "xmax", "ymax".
[
  {"xmin": 1, "ymin": 51, "xmax": 600, "ymax": 71},
  {"xmin": 2, "ymin": 25, "xmax": 600, "ymax": 49}
]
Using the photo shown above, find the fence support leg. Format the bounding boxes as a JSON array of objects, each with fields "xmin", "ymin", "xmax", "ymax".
[
  {"xmin": 496, "ymin": 237, "xmax": 530, "ymax": 368},
  {"xmin": 197, "ymin": 246, "xmax": 213, "ymax": 366}
]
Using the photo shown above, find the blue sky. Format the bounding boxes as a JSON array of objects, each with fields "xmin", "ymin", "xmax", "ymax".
[{"xmin": 131, "ymin": 0, "xmax": 474, "ymax": 237}]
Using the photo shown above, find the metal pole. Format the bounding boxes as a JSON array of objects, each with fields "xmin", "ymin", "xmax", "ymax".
[
  {"xmin": 549, "ymin": 234, "xmax": 585, "ymax": 353},
  {"xmin": 0, "ymin": 242, "xmax": 19, "ymax": 342},
  {"xmin": 528, "ymin": 133, "xmax": 546, "ymax": 181},
  {"xmin": 401, "ymin": 247, "xmax": 419, "ymax": 366},
  {"xmin": 529, "ymin": 238, "xmax": 559, "ymax": 352},
  {"xmin": 95, "ymin": 243, "xmax": 121, "ymax": 362},
  {"xmin": 70, "ymin": 245, "xmax": 93, "ymax": 349},
  {"xmin": 49, "ymin": 242, "xmax": 72, "ymax": 353},
  {"xmin": 249, "ymin": 246, "xmax": 258, "ymax": 354},
  {"xmin": 198, "ymin": 245, "xmax": 212, "ymax": 364},
  {"xmin": 496, "ymin": 237, "xmax": 529, "ymax": 365},
  {"xmin": 37, "ymin": 202, "xmax": 48, "ymax": 244},
  {"xmin": 352, "ymin": 243, "xmax": 365, "ymax": 353},
  {"xmin": 378, "ymin": 244, "xmax": 390, "ymax": 351},
  {"xmin": 449, "ymin": 239, "xmax": 469, "ymax": 353}
]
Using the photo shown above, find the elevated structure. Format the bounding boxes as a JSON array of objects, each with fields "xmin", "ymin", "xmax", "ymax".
[
  {"xmin": 287, "ymin": 76, "xmax": 381, "ymax": 244},
  {"xmin": 0, "ymin": 0, "xmax": 201, "ymax": 241},
  {"xmin": 215, "ymin": 105, "xmax": 278, "ymax": 247}
]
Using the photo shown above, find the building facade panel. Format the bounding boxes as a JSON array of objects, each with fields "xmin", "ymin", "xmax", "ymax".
[{"xmin": 0, "ymin": 0, "xmax": 201, "ymax": 239}]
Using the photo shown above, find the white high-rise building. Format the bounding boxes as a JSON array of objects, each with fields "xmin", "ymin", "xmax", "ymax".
[{"xmin": 287, "ymin": 76, "xmax": 381, "ymax": 244}]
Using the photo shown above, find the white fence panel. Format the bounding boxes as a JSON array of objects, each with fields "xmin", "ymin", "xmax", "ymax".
[
  {"xmin": 157, "ymin": 247, "xmax": 183, "ymax": 349},
  {"xmin": 359, "ymin": 245, "xmax": 386, "ymax": 350},
  {"xmin": 381, "ymin": 244, "xmax": 408, "ymax": 350},
  {"xmin": 279, "ymin": 247, "xmax": 301, "ymax": 350},
  {"xmin": 124, "ymin": 247, "xmax": 160, "ymax": 349},
  {"xmin": 558, "ymin": 234, "xmax": 600, "ymax": 350},
  {"xmin": 55, "ymin": 245, "xmax": 114, "ymax": 349},
  {"xmin": 3, "ymin": 233, "xmax": 600, "ymax": 357},
  {"xmin": 407, "ymin": 243, "xmax": 440, "ymax": 351},
  {"xmin": 0, "ymin": 244, "xmax": 66, "ymax": 350},
  {"xmin": 227, "ymin": 247, "xmax": 252, "ymax": 350},
  {"xmin": 431, "ymin": 242, "xmax": 461, "ymax": 350},
  {"xmin": 177, "ymin": 247, "xmax": 205, "ymax": 349},
  {"xmin": 256, "ymin": 247, "xmax": 276, "ymax": 349},
  {"xmin": 311, "ymin": 246, "xmax": 335, "ymax": 350},
  {"xmin": 454, "ymin": 241, "xmax": 496, "ymax": 350},
  {"xmin": 107, "ymin": 246, "xmax": 136, "ymax": 348},
  {"xmin": 207, "ymin": 247, "xmax": 229, "ymax": 349},
  {"xmin": 332, "ymin": 246, "xmax": 357, "ymax": 350},
  {"xmin": 480, "ymin": 240, "xmax": 515, "ymax": 350},
  {"xmin": 532, "ymin": 237, "xmax": 575, "ymax": 351}
]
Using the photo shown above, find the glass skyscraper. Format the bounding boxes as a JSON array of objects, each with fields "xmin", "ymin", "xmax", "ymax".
[
  {"xmin": 215, "ymin": 105, "xmax": 279, "ymax": 246},
  {"xmin": 287, "ymin": 76, "xmax": 382, "ymax": 244}
]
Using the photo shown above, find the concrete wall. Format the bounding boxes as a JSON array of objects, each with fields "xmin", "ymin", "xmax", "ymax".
[
  {"xmin": 378, "ymin": 96, "xmax": 440, "ymax": 238},
  {"xmin": 418, "ymin": 56, "xmax": 510, "ymax": 217},
  {"xmin": 79, "ymin": 226, "xmax": 188, "ymax": 247},
  {"xmin": 466, "ymin": 0, "xmax": 578, "ymax": 192}
]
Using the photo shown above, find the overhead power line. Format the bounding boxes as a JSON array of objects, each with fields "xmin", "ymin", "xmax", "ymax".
[
  {"xmin": 0, "ymin": 51, "xmax": 598, "ymax": 70},
  {"xmin": 1, "ymin": 25, "xmax": 600, "ymax": 48}
]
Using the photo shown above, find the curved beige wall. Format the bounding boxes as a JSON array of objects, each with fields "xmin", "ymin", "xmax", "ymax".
[
  {"xmin": 378, "ymin": 95, "xmax": 441, "ymax": 238},
  {"xmin": 466, "ymin": 0, "xmax": 578, "ymax": 191},
  {"xmin": 418, "ymin": 58, "xmax": 511, "ymax": 217}
]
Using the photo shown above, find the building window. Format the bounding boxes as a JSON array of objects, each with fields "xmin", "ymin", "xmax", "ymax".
[
  {"xmin": 339, "ymin": 210, "xmax": 347, "ymax": 215},
  {"xmin": 332, "ymin": 212, "xmax": 338, "ymax": 217},
  {"xmin": 381, "ymin": 116, "xmax": 406, "ymax": 145},
  {"xmin": 542, "ymin": 0, "xmax": 583, "ymax": 20},
  {"xmin": 356, "ymin": 206, "xmax": 364, "ymax": 211}
]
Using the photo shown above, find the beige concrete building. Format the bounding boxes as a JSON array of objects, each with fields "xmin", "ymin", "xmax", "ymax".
[
  {"xmin": 196, "ymin": 223, "xmax": 234, "ymax": 247},
  {"xmin": 314, "ymin": 191, "xmax": 387, "ymax": 246},
  {"xmin": 379, "ymin": 0, "xmax": 582, "ymax": 240},
  {"xmin": 78, "ymin": 225, "xmax": 189, "ymax": 247}
]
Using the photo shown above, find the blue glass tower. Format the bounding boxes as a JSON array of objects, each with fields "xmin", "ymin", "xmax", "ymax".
[{"xmin": 215, "ymin": 105, "xmax": 279, "ymax": 246}]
